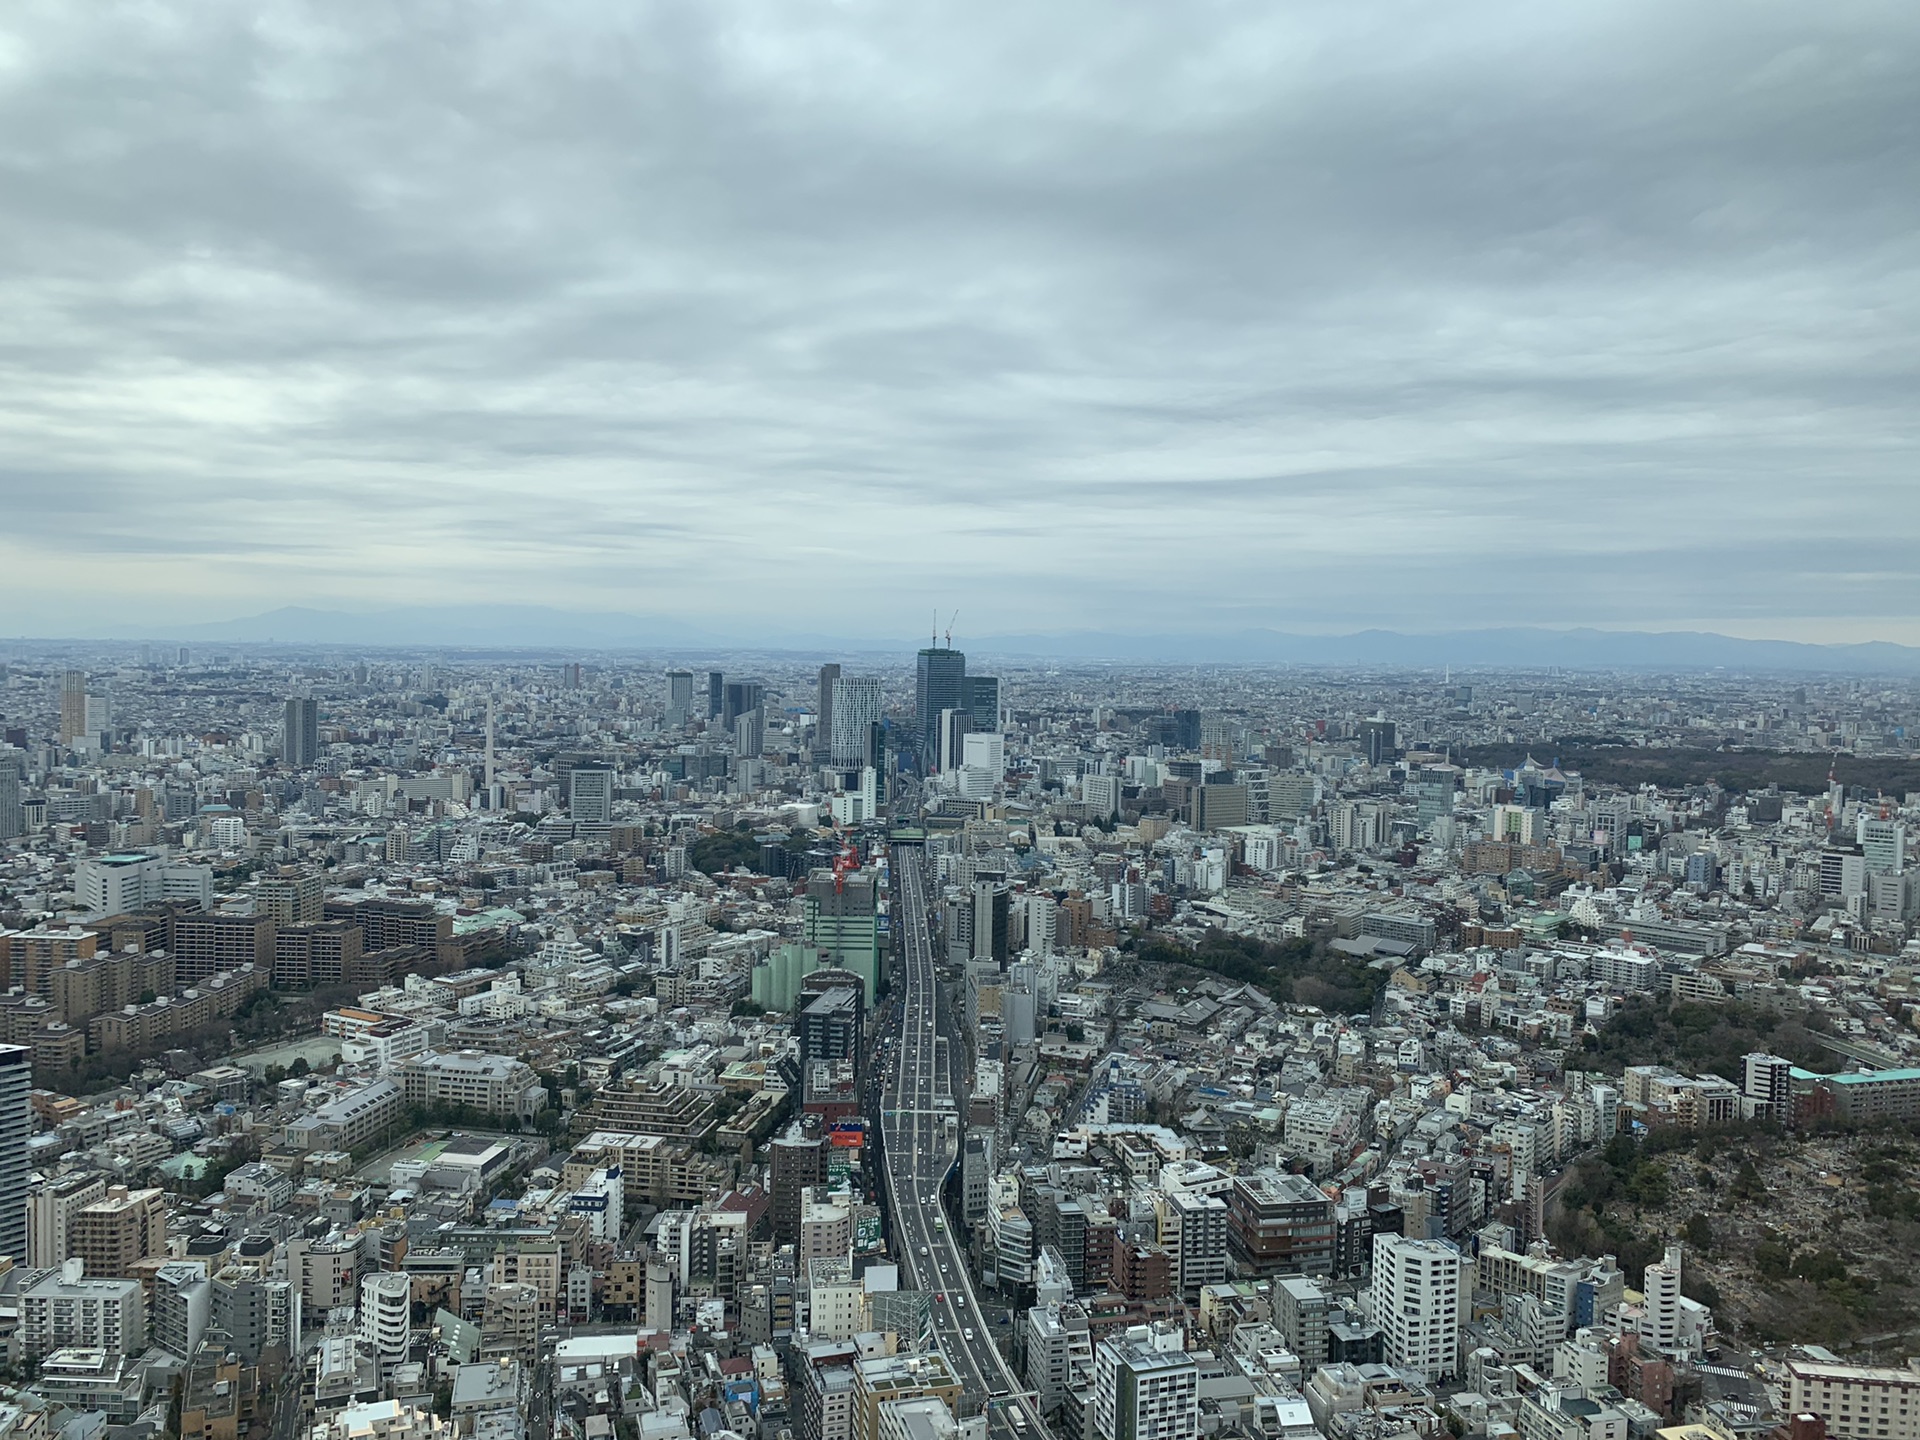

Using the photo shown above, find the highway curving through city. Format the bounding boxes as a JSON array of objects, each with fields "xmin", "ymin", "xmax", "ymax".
[{"xmin": 878, "ymin": 843, "xmax": 1044, "ymax": 1440}]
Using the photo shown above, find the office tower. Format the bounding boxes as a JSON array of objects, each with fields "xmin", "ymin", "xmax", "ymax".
[
  {"xmin": 1369, "ymin": 1233, "xmax": 1463, "ymax": 1381},
  {"xmin": 707, "ymin": 670, "xmax": 725, "ymax": 719},
  {"xmin": 664, "ymin": 669, "xmax": 695, "ymax": 725},
  {"xmin": 962, "ymin": 674, "xmax": 1000, "ymax": 731},
  {"xmin": 0, "ymin": 1046, "xmax": 35, "ymax": 1261},
  {"xmin": 568, "ymin": 764, "xmax": 615, "ymax": 826},
  {"xmin": 816, "ymin": 664, "xmax": 840, "ymax": 750},
  {"xmin": 58, "ymin": 670, "xmax": 87, "ymax": 745},
  {"xmin": 734, "ymin": 706, "xmax": 765, "ymax": 759},
  {"xmin": 283, "ymin": 696, "xmax": 320, "ymax": 767},
  {"xmin": 1359, "ymin": 718, "xmax": 1396, "ymax": 767},
  {"xmin": 831, "ymin": 676, "xmax": 884, "ymax": 766},
  {"xmin": 962, "ymin": 731, "xmax": 1004, "ymax": 778},
  {"xmin": 484, "ymin": 698, "xmax": 496, "ymax": 798},
  {"xmin": 972, "ymin": 881, "xmax": 1010, "ymax": 966},
  {"xmin": 563, "ymin": 662, "xmax": 582, "ymax": 689},
  {"xmin": 1820, "ymin": 847, "xmax": 1867, "ymax": 898},
  {"xmin": 1861, "ymin": 816, "xmax": 1906, "ymax": 874},
  {"xmin": 803, "ymin": 872, "xmax": 881, "ymax": 1005},
  {"xmin": 933, "ymin": 707, "xmax": 971, "ymax": 774},
  {"xmin": 1083, "ymin": 774, "xmax": 1122, "ymax": 819},
  {"xmin": 0, "ymin": 757, "xmax": 21, "ymax": 841},
  {"xmin": 1639, "ymin": 1244, "xmax": 1682, "ymax": 1354},
  {"xmin": 723, "ymin": 679, "xmax": 765, "ymax": 729},
  {"xmin": 1092, "ymin": 1325, "xmax": 1198, "ymax": 1440},
  {"xmin": 83, "ymin": 693, "xmax": 111, "ymax": 743},
  {"xmin": 915, "ymin": 646, "xmax": 966, "ymax": 763}
]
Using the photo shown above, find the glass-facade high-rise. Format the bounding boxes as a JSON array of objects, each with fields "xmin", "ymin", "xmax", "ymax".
[{"xmin": 914, "ymin": 647, "xmax": 965, "ymax": 763}]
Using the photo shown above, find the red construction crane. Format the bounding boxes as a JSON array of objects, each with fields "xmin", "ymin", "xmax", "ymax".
[{"xmin": 833, "ymin": 836, "xmax": 859, "ymax": 894}]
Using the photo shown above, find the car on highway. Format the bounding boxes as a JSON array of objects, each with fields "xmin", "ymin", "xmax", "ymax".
[{"xmin": 963, "ymin": 1328, "xmax": 975, "ymax": 1340}]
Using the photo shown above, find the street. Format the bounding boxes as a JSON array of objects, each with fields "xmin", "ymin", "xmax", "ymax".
[{"xmin": 879, "ymin": 842, "xmax": 1044, "ymax": 1440}]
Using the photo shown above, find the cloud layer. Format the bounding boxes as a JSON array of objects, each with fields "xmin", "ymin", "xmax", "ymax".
[{"xmin": 2, "ymin": 1, "xmax": 1916, "ymax": 641}]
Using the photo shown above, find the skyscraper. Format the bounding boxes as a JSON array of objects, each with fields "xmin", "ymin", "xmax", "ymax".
[
  {"xmin": 58, "ymin": 671, "xmax": 87, "ymax": 745},
  {"xmin": 816, "ymin": 664, "xmax": 840, "ymax": 756},
  {"xmin": 934, "ymin": 707, "xmax": 972, "ymax": 774},
  {"xmin": 1359, "ymin": 718, "xmax": 1397, "ymax": 767},
  {"xmin": 1369, "ymin": 1233, "xmax": 1463, "ymax": 1381},
  {"xmin": 0, "ymin": 757, "xmax": 21, "ymax": 842},
  {"xmin": 664, "ymin": 669, "xmax": 695, "ymax": 725},
  {"xmin": 723, "ymin": 679, "xmax": 765, "ymax": 730},
  {"xmin": 831, "ymin": 676, "xmax": 884, "ymax": 767},
  {"xmin": 707, "ymin": 670, "xmax": 725, "ymax": 720},
  {"xmin": 1861, "ymin": 815, "xmax": 1906, "ymax": 875},
  {"xmin": 283, "ymin": 697, "xmax": 320, "ymax": 768},
  {"xmin": 0, "ymin": 1045, "xmax": 30, "ymax": 1263},
  {"xmin": 961, "ymin": 674, "xmax": 1000, "ymax": 732},
  {"xmin": 914, "ymin": 647, "xmax": 965, "ymax": 763}
]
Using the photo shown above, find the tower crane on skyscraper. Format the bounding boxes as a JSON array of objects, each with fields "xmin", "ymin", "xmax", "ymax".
[{"xmin": 945, "ymin": 610, "xmax": 958, "ymax": 649}]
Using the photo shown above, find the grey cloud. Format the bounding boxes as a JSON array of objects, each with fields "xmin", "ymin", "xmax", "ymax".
[{"xmin": 0, "ymin": 0, "xmax": 1915, "ymax": 638}]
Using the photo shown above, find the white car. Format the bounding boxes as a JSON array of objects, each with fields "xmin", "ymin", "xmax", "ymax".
[{"xmin": 963, "ymin": 1328, "xmax": 975, "ymax": 1340}]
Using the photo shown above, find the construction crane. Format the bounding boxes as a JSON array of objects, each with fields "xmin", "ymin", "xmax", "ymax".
[
  {"xmin": 944, "ymin": 609, "xmax": 958, "ymax": 648},
  {"xmin": 833, "ymin": 835, "xmax": 860, "ymax": 894}
]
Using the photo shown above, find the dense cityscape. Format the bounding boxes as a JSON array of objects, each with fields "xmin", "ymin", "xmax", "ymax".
[{"xmin": 0, "ymin": 640, "xmax": 1915, "ymax": 1440}]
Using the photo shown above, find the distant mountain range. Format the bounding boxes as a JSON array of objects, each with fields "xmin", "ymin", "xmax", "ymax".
[{"xmin": 72, "ymin": 606, "xmax": 1920, "ymax": 673}]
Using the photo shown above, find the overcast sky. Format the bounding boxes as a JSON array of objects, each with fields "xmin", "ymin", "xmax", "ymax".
[{"xmin": 2, "ymin": 2, "xmax": 1916, "ymax": 643}]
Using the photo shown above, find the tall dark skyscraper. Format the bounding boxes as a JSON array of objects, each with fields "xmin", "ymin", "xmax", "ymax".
[
  {"xmin": 816, "ymin": 663, "xmax": 840, "ymax": 757},
  {"xmin": 283, "ymin": 697, "xmax": 320, "ymax": 767},
  {"xmin": 1360, "ymin": 718, "xmax": 1397, "ymax": 767},
  {"xmin": 706, "ymin": 670, "xmax": 725, "ymax": 720},
  {"xmin": 915, "ymin": 647, "xmax": 965, "ymax": 762},
  {"xmin": 0, "ymin": 1045, "xmax": 28, "ymax": 1264},
  {"xmin": 961, "ymin": 674, "xmax": 1000, "ymax": 731},
  {"xmin": 722, "ymin": 679, "xmax": 765, "ymax": 730},
  {"xmin": 0, "ymin": 758, "xmax": 21, "ymax": 841}
]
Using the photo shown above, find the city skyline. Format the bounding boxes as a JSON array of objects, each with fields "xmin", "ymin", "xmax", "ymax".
[{"xmin": 2, "ymin": 4, "xmax": 1917, "ymax": 643}]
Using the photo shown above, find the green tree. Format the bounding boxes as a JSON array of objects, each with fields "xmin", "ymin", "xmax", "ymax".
[{"xmin": 1683, "ymin": 1213, "xmax": 1713, "ymax": 1254}]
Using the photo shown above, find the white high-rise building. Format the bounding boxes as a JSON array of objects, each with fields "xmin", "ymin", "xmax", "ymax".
[
  {"xmin": 1639, "ymin": 1244, "xmax": 1682, "ymax": 1355},
  {"xmin": 1092, "ymin": 1323, "xmax": 1198, "ymax": 1440},
  {"xmin": 1368, "ymin": 1234, "xmax": 1463, "ymax": 1382},
  {"xmin": 360, "ymin": 1271, "xmax": 411, "ymax": 1371},
  {"xmin": 1861, "ymin": 816, "xmax": 1906, "ymax": 875},
  {"xmin": 830, "ymin": 677, "xmax": 883, "ymax": 767}
]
